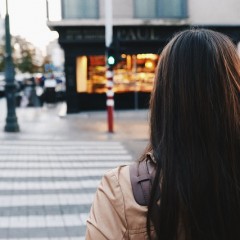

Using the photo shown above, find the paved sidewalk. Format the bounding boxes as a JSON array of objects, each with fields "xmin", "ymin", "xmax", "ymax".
[
  {"xmin": 0, "ymin": 99, "xmax": 149, "ymax": 157},
  {"xmin": 0, "ymin": 99, "xmax": 149, "ymax": 240}
]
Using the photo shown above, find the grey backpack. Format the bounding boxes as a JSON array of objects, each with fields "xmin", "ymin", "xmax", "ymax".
[{"xmin": 129, "ymin": 153, "xmax": 160, "ymax": 206}]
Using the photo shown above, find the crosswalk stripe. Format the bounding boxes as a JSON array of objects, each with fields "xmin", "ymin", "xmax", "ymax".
[
  {"xmin": 0, "ymin": 193, "xmax": 94, "ymax": 207},
  {"xmin": 0, "ymin": 226, "xmax": 87, "ymax": 239},
  {"xmin": 0, "ymin": 155, "xmax": 132, "ymax": 161},
  {"xmin": 0, "ymin": 150, "xmax": 128, "ymax": 154},
  {"xmin": 0, "ymin": 146, "xmax": 126, "ymax": 150},
  {"xmin": 0, "ymin": 176, "xmax": 103, "ymax": 182},
  {"xmin": 0, "ymin": 193, "xmax": 95, "ymax": 207},
  {"xmin": 0, "ymin": 188, "xmax": 97, "ymax": 195},
  {"xmin": 0, "ymin": 161, "xmax": 130, "ymax": 168},
  {"xmin": 0, "ymin": 139, "xmax": 132, "ymax": 239},
  {"xmin": 0, "ymin": 179, "xmax": 101, "ymax": 190},
  {"xmin": 0, "ymin": 169, "xmax": 117, "ymax": 177},
  {"xmin": 0, "ymin": 140, "xmax": 123, "ymax": 146},
  {"xmin": 0, "ymin": 213, "xmax": 88, "ymax": 228},
  {"xmin": 0, "ymin": 204, "xmax": 91, "ymax": 216}
]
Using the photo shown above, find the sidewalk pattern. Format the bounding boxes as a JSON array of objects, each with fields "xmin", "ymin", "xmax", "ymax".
[{"xmin": 0, "ymin": 139, "xmax": 132, "ymax": 240}]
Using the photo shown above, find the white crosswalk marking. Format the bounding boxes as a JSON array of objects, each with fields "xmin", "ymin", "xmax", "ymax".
[
  {"xmin": 0, "ymin": 168, "xmax": 114, "ymax": 177},
  {"xmin": 0, "ymin": 179, "xmax": 101, "ymax": 190},
  {"xmin": 0, "ymin": 140, "xmax": 132, "ymax": 239},
  {"xmin": 0, "ymin": 161, "xmax": 130, "ymax": 168},
  {"xmin": 0, "ymin": 155, "xmax": 131, "ymax": 161}
]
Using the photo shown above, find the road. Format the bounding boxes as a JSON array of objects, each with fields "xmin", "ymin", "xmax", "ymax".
[
  {"xmin": 0, "ymin": 98, "xmax": 149, "ymax": 239},
  {"xmin": 0, "ymin": 139, "xmax": 133, "ymax": 239}
]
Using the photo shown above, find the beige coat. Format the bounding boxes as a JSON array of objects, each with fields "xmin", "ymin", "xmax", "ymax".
[{"xmin": 85, "ymin": 165, "xmax": 154, "ymax": 239}]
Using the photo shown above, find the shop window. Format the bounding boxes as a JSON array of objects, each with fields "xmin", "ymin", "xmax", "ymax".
[
  {"xmin": 62, "ymin": 0, "xmax": 99, "ymax": 19},
  {"xmin": 134, "ymin": 0, "xmax": 187, "ymax": 19},
  {"xmin": 76, "ymin": 56, "xmax": 88, "ymax": 93},
  {"xmin": 76, "ymin": 54, "xmax": 159, "ymax": 94},
  {"xmin": 88, "ymin": 56, "xmax": 106, "ymax": 93},
  {"xmin": 113, "ymin": 54, "xmax": 158, "ymax": 93}
]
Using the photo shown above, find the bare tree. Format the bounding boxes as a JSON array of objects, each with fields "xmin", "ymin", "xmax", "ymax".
[{"xmin": 0, "ymin": 35, "xmax": 44, "ymax": 73}]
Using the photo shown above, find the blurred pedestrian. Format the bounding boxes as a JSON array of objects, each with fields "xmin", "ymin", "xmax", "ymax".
[
  {"xmin": 85, "ymin": 29, "xmax": 240, "ymax": 240},
  {"xmin": 39, "ymin": 75, "xmax": 46, "ymax": 87}
]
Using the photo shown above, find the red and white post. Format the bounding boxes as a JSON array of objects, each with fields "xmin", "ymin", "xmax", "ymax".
[
  {"xmin": 106, "ymin": 66, "xmax": 114, "ymax": 132},
  {"xmin": 105, "ymin": 0, "xmax": 114, "ymax": 133}
]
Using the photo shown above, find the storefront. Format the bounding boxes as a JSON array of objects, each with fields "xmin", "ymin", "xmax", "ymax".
[
  {"xmin": 77, "ymin": 53, "xmax": 158, "ymax": 94},
  {"xmin": 50, "ymin": 24, "xmax": 240, "ymax": 113}
]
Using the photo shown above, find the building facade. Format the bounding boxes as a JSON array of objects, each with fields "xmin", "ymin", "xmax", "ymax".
[{"xmin": 48, "ymin": 0, "xmax": 240, "ymax": 113}]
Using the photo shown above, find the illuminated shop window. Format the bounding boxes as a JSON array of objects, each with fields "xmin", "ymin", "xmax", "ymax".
[
  {"xmin": 76, "ymin": 54, "xmax": 159, "ymax": 94},
  {"xmin": 88, "ymin": 56, "xmax": 106, "ymax": 93},
  {"xmin": 114, "ymin": 54, "xmax": 159, "ymax": 93}
]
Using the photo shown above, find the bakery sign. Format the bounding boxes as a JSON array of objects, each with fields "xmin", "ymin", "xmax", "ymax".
[
  {"xmin": 64, "ymin": 29, "xmax": 105, "ymax": 41},
  {"xmin": 116, "ymin": 27, "xmax": 161, "ymax": 41},
  {"xmin": 64, "ymin": 27, "xmax": 163, "ymax": 42}
]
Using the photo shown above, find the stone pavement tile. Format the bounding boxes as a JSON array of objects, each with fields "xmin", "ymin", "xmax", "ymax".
[
  {"xmin": 70, "ymin": 238, "xmax": 85, "ymax": 240},
  {"xmin": 46, "ymin": 227, "xmax": 69, "ymax": 239},
  {"xmin": 7, "ymin": 239, "xmax": 28, "ymax": 240},
  {"xmin": 28, "ymin": 215, "xmax": 47, "ymax": 228},
  {"xmin": 1, "ymin": 226, "xmax": 86, "ymax": 239},
  {"xmin": 30, "ymin": 238, "xmax": 57, "ymax": 240},
  {"xmin": 0, "ymin": 216, "xmax": 10, "ymax": 228},
  {"xmin": 65, "ymin": 226, "xmax": 86, "ymax": 238},
  {"xmin": 9, "ymin": 216, "xmax": 28, "ymax": 228},
  {"xmin": 50, "ymin": 238, "xmax": 70, "ymax": 240},
  {"xmin": 79, "ymin": 213, "xmax": 89, "ymax": 225},
  {"xmin": 0, "ymin": 228, "xmax": 8, "ymax": 239}
]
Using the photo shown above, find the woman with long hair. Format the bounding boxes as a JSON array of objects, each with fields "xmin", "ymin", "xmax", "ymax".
[{"xmin": 86, "ymin": 29, "xmax": 240, "ymax": 240}]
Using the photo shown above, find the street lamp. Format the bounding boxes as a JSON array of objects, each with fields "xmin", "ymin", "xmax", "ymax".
[{"xmin": 4, "ymin": 0, "xmax": 19, "ymax": 132}]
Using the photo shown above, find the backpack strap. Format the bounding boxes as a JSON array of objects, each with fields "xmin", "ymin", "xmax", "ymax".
[{"xmin": 129, "ymin": 154, "xmax": 159, "ymax": 206}]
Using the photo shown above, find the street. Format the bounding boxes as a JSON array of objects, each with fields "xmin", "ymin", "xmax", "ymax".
[{"xmin": 0, "ymin": 99, "xmax": 149, "ymax": 239}]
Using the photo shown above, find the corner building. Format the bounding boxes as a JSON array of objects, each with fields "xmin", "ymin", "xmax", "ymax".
[{"xmin": 48, "ymin": 0, "xmax": 240, "ymax": 113}]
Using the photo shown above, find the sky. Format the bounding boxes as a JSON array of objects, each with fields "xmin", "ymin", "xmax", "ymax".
[{"xmin": 0, "ymin": 0, "xmax": 61, "ymax": 53}]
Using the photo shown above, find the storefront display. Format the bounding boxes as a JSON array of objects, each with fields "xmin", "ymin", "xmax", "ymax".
[{"xmin": 76, "ymin": 54, "xmax": 159, "ymax": 94}]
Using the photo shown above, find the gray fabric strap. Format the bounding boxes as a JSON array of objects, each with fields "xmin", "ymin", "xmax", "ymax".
[
  {"xmin": 138, "ymin": 160, "xmax": 151, "ymax": 205},
  {"xmin": 130, "ymin": 156, "xmax": 157, "ymax": 206}
]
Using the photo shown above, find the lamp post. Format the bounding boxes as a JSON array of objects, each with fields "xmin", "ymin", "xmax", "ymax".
[{"xmin": 4, "ymin": 0, "xmax": 19, "ymax": 132}]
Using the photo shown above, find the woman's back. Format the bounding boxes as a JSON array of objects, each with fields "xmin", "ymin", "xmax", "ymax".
[
  {"xmin": 86, "ymin": 29, "xmax": 240, "ymax": 240},
  {"xmin": 147, "ymin": 29, "xmax": 240, "ymax": 240}
]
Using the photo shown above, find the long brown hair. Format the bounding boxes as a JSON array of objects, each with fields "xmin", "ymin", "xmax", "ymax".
[{"xmin": 147, "ymin": 29, "xmax": 240, "ymax": 240}]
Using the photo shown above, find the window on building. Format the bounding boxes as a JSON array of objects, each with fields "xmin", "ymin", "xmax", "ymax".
[
  {"xmin": 62, "ymin": 0, "xmax": 99, "ymax": 19},
  {"xmin": 76, "ymin": 54, "xmax": 159, "ymax": 94},
  {"xmin": 134, "ymin": 0, "xmax": 187, "ymax": 19}
]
